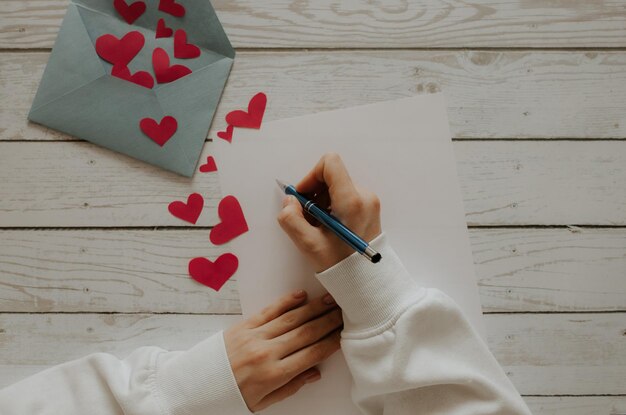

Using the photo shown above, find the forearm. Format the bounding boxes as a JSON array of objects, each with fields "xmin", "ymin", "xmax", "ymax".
[
  {"xmin": 316, "ymin": 234, "xmax": 531, "ymax": 415},
  {"xmin": 0, "ymin": 331, "xmax": 251, "ymax": 415}
]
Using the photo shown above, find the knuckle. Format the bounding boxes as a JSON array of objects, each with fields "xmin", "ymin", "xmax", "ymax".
[
  {"xmin": 267, "ymin": 365, "xmax": 287, "ymax": 382},
  {"xmin": 323, "ymin": 152, "xmax": 341, "ymax": 163},
  {"xmin": 346, "ymin": 196, "xmax": 364, "ymax": 214},
  {"xmin": 298, "ymin": 235, "xmax": 318, "ymax": 252},
  {"xmin": 308, "ymin": 343, "xmax": 328, "ymax": 361},
  {"xmin": 249, "ymin": 347, "xmax": 271, "ymax": 364},
  {"xmin": 277, "ymin": 208, "xmax": 294, "ymax": 225},
  {"xmin": 298, "ymin": 324, "xmax": 316, "ymax": 340},
  {"xmin": 368, "ymin": 193, "xmax": 381, "ymax": 212}
]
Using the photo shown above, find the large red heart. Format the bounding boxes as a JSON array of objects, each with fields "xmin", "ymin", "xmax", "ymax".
[
  {"xmin": 155, "ymin": 18, "xmax": 173, "ymax": 39},
  {"xmin": 96, "ymin": 31, "xmax": 145, "ymax": 67},
  {"xmin": 210, "ymin": 195, "xmax": 249, "ymax": 245},
  {"xmin": 152, "ymin": 48, "xmax": 192, "ymax": 84},
  {"xmin": 159, "ymin": 0, "xmax": 186, "ymax": 17},
  {"xmin": 114, "ymin": 0, "xmax": 146, "ymax": 25},
  {"xmin": 140, "ymin": 116, "xmax": 178, "ymax": 146},
  {"xmin": 188, "ymin": 254, "xmax": 238, "ymax": 292},
  {"xmin": 174, "ymin": 29, "xmax": 201, "ymax": 59},
  {"xmin": 225, "ymin": 92, "xmax": 267, "ymax": 129},
  {"xmin": 112, "ymin": 65, "xmax": 154, "ymax": 89},
  {"xmin": 199, "ymin": 156, "xmax": 218, "ymax": 173},
  {"xmin": 168, "ymin": 193, "xmax": 204, "ymax": 224},
  {"xmin": 217, "ymin": 125, "xmax": 234, "ymax": 143}
]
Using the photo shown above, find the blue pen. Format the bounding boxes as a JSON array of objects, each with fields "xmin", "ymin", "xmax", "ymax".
[{"xmin": 276, "ymin": 180, "xmax": 382, "ymax": 263}]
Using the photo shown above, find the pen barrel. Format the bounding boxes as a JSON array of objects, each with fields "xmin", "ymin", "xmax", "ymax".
[{"xmin": 285, "ymin": 186, "xmax": 367, "ymax": 253}]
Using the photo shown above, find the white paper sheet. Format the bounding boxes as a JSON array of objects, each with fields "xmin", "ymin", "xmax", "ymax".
[{"xmin": 212, "ymin": 93, "xmax": 484, "ymax": 414}]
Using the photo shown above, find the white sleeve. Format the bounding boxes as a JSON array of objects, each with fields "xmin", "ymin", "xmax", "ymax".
[
  {"xmin": 0, "ymin": 331, "xmax": 253, "ymax": 415},
  {"xmin": 316, "ymin": 234, "xmax": 532, "ymax": 415}
]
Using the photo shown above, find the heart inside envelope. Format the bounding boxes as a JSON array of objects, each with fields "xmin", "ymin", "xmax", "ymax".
[{"xmin": 28, "ymin": 2, "xmax": 235, "ymax": 177}]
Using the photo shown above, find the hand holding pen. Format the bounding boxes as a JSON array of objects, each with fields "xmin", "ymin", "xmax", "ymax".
[{"xmin": 277, "ymin": 153, "xmax": 382, "ymax": 273}]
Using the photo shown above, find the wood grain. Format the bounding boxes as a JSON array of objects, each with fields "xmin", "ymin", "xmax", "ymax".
[
  {"xmin": 0, "ymin": 312, "xmax": 623, "ymax": 394},
  {"xmin": 486, "ymin": 313, "xmax": 626, "ymax": 395},
  {"xmin": 0, "ymin": 230, "xmax": 241, "ymax": 313},
  {"xmin": 2, "ymin": 0, "xmax": 626, "ymax": 49},
  {"xmin": 0, "ymin": 141, "xmax": 625, "ymax": 227},
  {"xmin": 3, "ymin": 51, "xmax": 626, "ymax": 141},
  {"xmin": 471, "ymin": 228, "xmax": 626, "ymax": 312},
  {"xmin": 1, "ymin": 229, "xmax": 624, "ymax": 313},
  {"xmin": 524, "ymin": 397, "xmax": 626, "ymax": 415}
]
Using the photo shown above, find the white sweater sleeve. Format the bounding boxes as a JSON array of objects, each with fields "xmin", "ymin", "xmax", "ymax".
[
  {"xmin": 0, "ymin": 331, "xmax": 252, "ymax": 415},
  {"xmin": 316, "ymin": 233, "xmax": 532, "ymax": 415}
]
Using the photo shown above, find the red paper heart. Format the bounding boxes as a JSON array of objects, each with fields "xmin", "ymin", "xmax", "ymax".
[
  {"xmin": 189, "ymin": 254, "xmax": 238, "ymax": 291},
  {"xmin": 210, "ymin": 195, "xmax": 249, "ymax": 245},
  {"xmin": 114, "ymin": 0, "xmax": 146, "ymax": 24},
  {"xmin": 140, "ymin": 116, "xmax": 178, "ymax": 146},
  {"xmin": 174, "ymin": 29, "xmax": 201, "ymax": 59},
  {"xmin": 112, "ymin": 65, "xmax": 154, "ymax": 89},
  {"xmin": 155, "ymin": 18, "xmax": 173, "ymax": 38},
  {"xmin": 225, "ymin": 93, "xmax": 267, "ymax": 129},
  {"xmin": 217, "ymin": 125, "xmax": 234, "ymax": 143},
  {"xmin": 96, "ymin": 31, "xmax": 145, "ymax": 66},
  {"xmin": 199, "ymin": 156, "xmax": 218, "ymax": 173},
  {"xmin": 168, "ymin": 193, "xmax": 204, "ymax": 224},
  {"xmin": 152, "ymin": 48, "xmax": 192, "ymax": 84},
  {"xmin": 159, "ymin": 0, "xmax": 186, "ymax": 17}
]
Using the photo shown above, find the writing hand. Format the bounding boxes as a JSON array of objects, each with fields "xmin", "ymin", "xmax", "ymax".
[{"xmin": 278, "ymin": 153, "xmax": 382, "ymax": 272}]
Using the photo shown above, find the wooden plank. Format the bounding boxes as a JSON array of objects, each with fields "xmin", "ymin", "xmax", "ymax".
[
  {"xmin": 472, "ymin": 228, "xmax": 626, "ymax": 312},
  {"xmin": 1, "ymin": 141, "xmax": 625, "ymax": 227},
  {"xmin": 486, "ymin": 313, "xmax": 626, "ymax": 395},
  {"xmin": 0, "ymin": 230, "xmax": 241, "ymax": 314},
  {"xmin": 3, "ymin": 51, "xmax": 626, "ymax": 141},
  {"xmin": 0, "ymin": 313, "xmax": 623, "ymax": 394},
  {"xmin": 2, "ymin": 0, "xmax": 626, "ymax": 49},
  {"xmin": 524, "ymin": 397, "xmax": 626, "ymax": 415},
  {"xmin": 1, "ymin": 229, "xmax": 624, "ymax": 313}
]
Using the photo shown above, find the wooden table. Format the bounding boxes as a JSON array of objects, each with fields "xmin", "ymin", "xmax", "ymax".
[{"xmin": 1, "ymin": 1, "xmax": 625, "ymax": 413}]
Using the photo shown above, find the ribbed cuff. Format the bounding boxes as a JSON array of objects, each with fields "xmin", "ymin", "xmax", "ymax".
[
  {"xmin": 316, "ymin": 233, "xmax": 425, "ymax": 335},
  {"xmin": 154, "ymin": 331, "xmax": 252, "ymax": 415}
]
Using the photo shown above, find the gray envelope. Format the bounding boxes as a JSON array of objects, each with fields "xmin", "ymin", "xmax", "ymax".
[{"xmin": 29, "ymin": 0, "xmax": 235, "ymax": 177}]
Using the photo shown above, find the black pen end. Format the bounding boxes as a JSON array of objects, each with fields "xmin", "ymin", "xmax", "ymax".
[{"xmin": 371, "ymin": 253, "xmax": 382, "ymax": 263}]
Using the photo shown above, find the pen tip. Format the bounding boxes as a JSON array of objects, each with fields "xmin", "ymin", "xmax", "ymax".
[{"xmin": 275, "ymin": 179, "xmax": 287, "ymax": 191}]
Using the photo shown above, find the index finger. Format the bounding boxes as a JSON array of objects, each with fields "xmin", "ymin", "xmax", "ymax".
[{"xmin": 296, "ymin": 153, "xmax": 357, "ymax": 200}]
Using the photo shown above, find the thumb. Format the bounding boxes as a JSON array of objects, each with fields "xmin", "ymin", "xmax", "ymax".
[{"xmin": 277, "ymin": 196, "xmax": 323, "ymax": 251}]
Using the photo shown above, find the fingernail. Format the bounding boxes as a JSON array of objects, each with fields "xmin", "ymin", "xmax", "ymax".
[
  {"xmin": 282, "ymin": 196, "xmax": 290, "ymax": 207},
  {"xmin": 305, "ymin": 371, "xmax": 321, "ymax": 383},
  {"xmin": 293, "ymin": 289, "xmax": 307, "ymax": 299},
  {"xmin": 322, "ymin": 293, "xmax": 335, "ymax": 305}
]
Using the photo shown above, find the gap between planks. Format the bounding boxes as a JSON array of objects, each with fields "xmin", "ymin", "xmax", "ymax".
[{"xmin": 6, "ymin": 47, "xmax": 626, "ymax": 53}]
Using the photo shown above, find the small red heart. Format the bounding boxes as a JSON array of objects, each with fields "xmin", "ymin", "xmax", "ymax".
[
  {"xmin": 159, "ymin": 0, "xmax": 186, "ymax": 17},
  {"xmin": 168, "ymin": 193, "xmax": 204, "ymax": 224},
  {"xmin": 217, "ymin": 125, "xmax": 234, "ymax": 143},
  {"xmin": 225, "ymin": 92, "xmax": 267, "ymax": 129},
  {"xmin": 155, "ymin": 18, "xmax": 173, "ymax": 38},
  {"xmin": 189, "ymin": 254, "xmax": 238, "ymax": 292},
  {"xmin": 96, "ymin": 31, "xmax": 145, "ymax": 67},
  {"xmin": 112, "ymin": 65, "xmax": 154, "ymax": 89},
  {"xmin": 174, "ymin": 29, "xmax": 201, "ymax": 59},
  {"xmin": 114, "ymin": 0, "xmax": 146, "ymax": 24},
  {"xmin": 199, "ymin": 156, "xmax": 218, "ymax": 173},
  {"xmin": 210, "ymin": 195, "xmax": 249, "ymax": 245},
  {"xmin": 140, "ymin": 116, "xmax": 178, "ymax": 146},
  {"xmin": 152, "ymin": 47, "xmax": 192, "ymax": 84}
]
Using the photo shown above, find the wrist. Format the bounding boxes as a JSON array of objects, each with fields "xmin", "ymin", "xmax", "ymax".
[{"xmin": 315, "ymin": 233, "xmax": 425, "ymax": 335}]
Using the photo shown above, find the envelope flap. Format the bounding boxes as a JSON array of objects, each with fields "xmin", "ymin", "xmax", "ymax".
[
  {"xmin": 29, "ymin": 4, "xmax": 105, "ymax": 114},
  {"xmin": 75, "ymin": 0, "xmax": 235, "ymax": 59}
]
